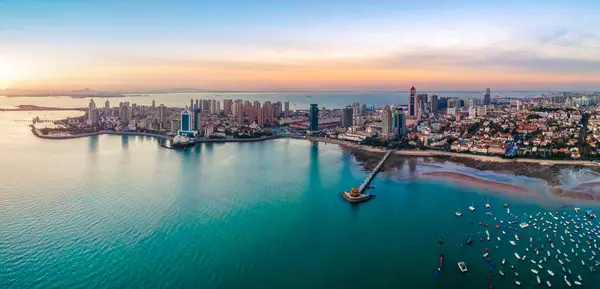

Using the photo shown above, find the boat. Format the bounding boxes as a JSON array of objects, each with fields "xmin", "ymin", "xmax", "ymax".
[
  {"xmin": 574, "ymin": 281, "xmax": 582, "ymax": 286},
  {"xmin": 531, "ymin": 269, "xmax": 538, "ymax": 274},
  {"xmin": 581, "ymin": 260, "xmax": 585, "ymax": 266},
  {"xmin": 504, "ymin": 203, "xmax": 509, "ymax": 208},
  {"xmin": 457, "ymin": 261, "xmax": 468, "ymax": 273},
  {"xmin": 575, "ymin": 208, "xmax": 580, "ymax": 214},
  {"xmin": 502, "ymin": 258, "xmax": 506, "ymax": 265},
  {"xmin": 547, "ymin": 281, "xmax": 552, "ymax": 287},
  {"xmin": 486, "ymin": 196, "xmax": 491, "ymax": 208},
  {"xmin": 515, "ymin": 281, "xmax": 521, "ymax": 286},
  {"xmin": 499, "ymin": 270, "xmax": 504, "ymax": 276},
  {"xmin": 466, "ymin": 238, "xmax": 474, "ymax": 245},
  {"xmin": 515, "ymin": 252, "xmax": 521, "ymax": 259},
  {"xmin": 483, "ymin": 252, "xmax": 489, "ymax": 258},
  {"xmin": 565, "ymin": 279, "xmax": 572, "ymax": 287},
  {"xmin": 515, "ymin": 234, "xmax": 520, "ymax": 241},
  {"xmin": 531, "ymin": 260, "xmax": 537, "ymax": 264},
  {"xmin": 548, "ymin": 270, "xmax": 554, "ymax": 276},
  {"xmin": 577, "ymin": 275, "xmax": 582, "ymax": 281},
  {"xmin": 522, "ymin": 255, "xmax": 526, "ymax": 261},
  {"xmin": 455, "ymin": 207, "xmax": 462, "ymax": 216},
  {"xmin": 510, "ymin": 240, "xmax": 516, "ymax": 246},
  {"xmin": 537, "ymin": 276, "xmax": 541, "ymax": 284},
  {"xmin": 469, "ymin": 202, "xmax": 475, "ymax": 212},
  {"xmin": 497, "ymin": 237, "xmax": 501, "ymax": 242}
]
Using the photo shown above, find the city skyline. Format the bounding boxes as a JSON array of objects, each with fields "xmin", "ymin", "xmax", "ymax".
[{"xmin": 2, "ymin": 0, "xmax": 600, "ymax": 91}]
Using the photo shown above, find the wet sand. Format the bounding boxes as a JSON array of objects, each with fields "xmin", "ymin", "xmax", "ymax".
[
  {"xmin": 420, "ymin": 171, "xmax": 538, "ymax": 197},
  {"xmin": 550, "ymin": 183, "xmax": 600, "ymax": 201}
]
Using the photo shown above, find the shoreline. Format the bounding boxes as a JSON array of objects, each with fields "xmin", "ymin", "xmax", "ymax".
[{"xmin": 30, "ymin": 130, "xmax": 600, "ymax": 167}]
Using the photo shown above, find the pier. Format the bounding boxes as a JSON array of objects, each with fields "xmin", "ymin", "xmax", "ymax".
[
  {"xmin": 342, "ymin": 149, "xmax": 393, "ymax": 203},
  {"xmin": 358, "ymin": 149, "xmax": 393, "ymax": 193}
]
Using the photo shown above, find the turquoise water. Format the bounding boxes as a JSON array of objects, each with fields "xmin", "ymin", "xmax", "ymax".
[{"xmin": 1, "ymin": 112, "xmax": 599, "ymax": 288}]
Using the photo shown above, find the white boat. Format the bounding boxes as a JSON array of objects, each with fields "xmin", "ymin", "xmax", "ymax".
[
  {"xmin": 530, "ymin": 237, "xmax": 533, "ymax": 243},
  {"xmin": 531, "ymin": 259, "xmax": 537, "ymax": 264},
  {"xmin": 548, "ymin": 270, "xmax": 554, "ymax": 276},
  {"xmin": 483, "ymin": 252, "xmax": 489, "ymax": 258},
  {"xmin": 502, "ymin": 258, "xmax": 506, "ymax": 264},
  {"xmin": 577, "ymin": 275, "xmax": 582, "ymax": 281},
  {"xmin": 559, "ymin": 259, "xmax": 564, "ymax": 265},
  {"xmin": 522, "ymin": 255, "xmax": 527, "ymax": 261},
  {"xmin": 486, "ymin": 196, "xmax": 490, "ymax": 208},
  {"xmin": 531, "ymin": 269, "xmax": 538, "ymax": 274},
  {"xmin": 581, "ymin": 260, "xmax": 585, "ymax": 266},
  {"xmin": 565, "ymin": 279, "xmax": 572, "ymax": 287},
  {"xmin": 469, "ymin": 202, "xmax": 475, "ymax": 212},
  {"xmin": 537, "ymin": 276, "xmax": 541, "ymax": 284},
  {"xmin": 566, "ymin": 258, "xmax": 571, "ymax": 263},
  {"xmin": 558, "ymin": 249, "xmax": 562, "ymax": 254},
  {"xmin": 486, "ymin": 230, "xmax": 490, "ymax": 236},
  {"xmin": 457, "ymin": 261, "xmax": 468, "ymax": 272},
  {"xmin": 547, "ymin": 281, "xmax": 552, "ymax": 287},
  {"xmin": 510, "ymin": 240, "xmax": 516, "ymax": 246},
  {"xmin": 538, "ymin": 264, "xmax": 543, "ymax": 269},
  {"xmin": 503, "ymin": 230, "xmax": 506, "ymax": 235},
  {"xmin": 515, "ymin": 281, "xmax": 521, "ymax": 286},
  {"xmin": 515, "ymin": 234, "xmax": 520, "ymax": 241},
  {"xmin": 515, "ymin": 252, "xmax": 521, "ymax": 259},
  {"xmin": 574, "ymin": 281, "xmax": 582, "ymax": 286},
  {"xmin": 456, "ymin": 207, "xmax": 462, "ymax": 216},
  {"xmin": 498, "ymin": 237, "xmax": 501, "ymax": 242}
]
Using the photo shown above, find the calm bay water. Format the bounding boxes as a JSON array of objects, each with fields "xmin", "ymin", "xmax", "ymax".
[{"xmin": 1, "ymin": 111, "xmax": 599, "ymax": 288}]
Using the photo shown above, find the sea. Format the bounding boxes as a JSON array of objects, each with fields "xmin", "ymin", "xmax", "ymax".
[{"xmin": 1, "ymin": 94, "xmax": 599, "ymax": 289}]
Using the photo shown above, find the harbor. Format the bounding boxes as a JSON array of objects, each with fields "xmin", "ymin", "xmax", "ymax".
[{"xmin": 435, "ymin": 200, "xmax": 599, "ymax": 288}]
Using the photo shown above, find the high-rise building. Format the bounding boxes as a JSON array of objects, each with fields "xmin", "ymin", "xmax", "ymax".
[
  {"xmin": 190, "ymin": 99, "xmax": 194, "ymax": 110},
  {"xmin": 216, "ymin": 101, "xmax": 221, "ymax": 114},
  {"xmin": 104, "ymin": 100, "xmax": 111, "ymax": 116},
  {"xmin": 193, "ymin": 109, "xmax": 199, "ymax": 131},
  {"xmin": 430, "ymin": 94, "xmax": 438, "ymax": 114},
  {"xmin": 483, "ymin": 88, "xmax": 491, "ymax": 105},
  {"xmin": 416, "ymin": 94, "xmax": 428, "ymax": 118},
  {"xmin": 180, "ymin": 108, "xmax": 193, "ymax": 132},
  {"xmin": 409, "ymin": 86, "xmax": 417, "ymax": 117},
  {"xmin": 232, "ymin": 102, "xmax": 238, "ymax": 118},
  {"xmin": 263, "ymin": 101, "xmax": 273, "ymax": 125},
  {"xmin": 224, "ymin": 100, "xmax": 233, "ymax": 114},
  {"xmin": 237, "ymin": 105, "xmax": 244, "ymax": 123},
  {"xmin": 392, "ymin": 108, "xmax": 406, "ymax": 136},
  {"xmin": 381, "ymin": 106, "xmax": 393, "ymax": 137},
  {"xmin": 309, "ymin": 104, "xmax": 319, "ymax": 132},
  {"xmin": 361, "ymin": 104, "xmax": 367, "ymax": 114},
  {"xmin": 341, "ymin": 106, "xmax": 353, "ymax": 128},
  {"xmin": 469, "ymin": 107, "xmax": 478, "ymax": 119},
  {"xmin": 257, "ymin": 106, "xmax": 265, "ymax": 127},
  {"xmin": 90, "ymin": 109, "xmax": 100, "ymax": 126},
  {"xmin": 151, "ymin": 100, "xmax": 156, "ymax": 109},
  {"xmin": 284, "ymin": 101, "xmax": 290, "ymax": 116},
  {"xmin": 211, "ymin": 100, "xmax": 217, "ymax": 114},
  {"xmin": 88, "ymin": 99, "xmax": 96, "ymax": 120},
  {"xmin": 352, "ymin": 102, "xmax": 361, "ymax": 116},
  {"xmin": 158, "ymin": 104, "xmax": 168, "ymax": 124},
  {"xmin": 247, "ymin": 105, "xmax": 256, "ymax": 124},
  {"xmin": 119, "ymin": 102, "xmax": 130, "ymax": 125}
]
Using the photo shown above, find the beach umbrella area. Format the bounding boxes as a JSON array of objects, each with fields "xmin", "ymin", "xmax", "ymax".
[{"xmin": 435, "ymin": 205, "xmax": 599, "ymax": 288}]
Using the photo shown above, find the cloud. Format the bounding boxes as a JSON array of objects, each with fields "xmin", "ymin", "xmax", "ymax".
[{"xmin": 537, "ymin": 27, "xmax": 600, "ymax": 48}]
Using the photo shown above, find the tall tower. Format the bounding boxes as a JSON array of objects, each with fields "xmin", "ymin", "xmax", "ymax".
[
  {"xmin": 409, "ymin": 86, "xmax": 416, "ymax": 118},
  {"xmin": 309, "ymin": 104, "xmax": 319, "ymax": 132},
  {"xmin": 430, "ymin": 94, "xmax": 438, "ymax": 114},
  {"xmin": 483, "ymin": 88, "xmax": 491, "ymax": 105}
]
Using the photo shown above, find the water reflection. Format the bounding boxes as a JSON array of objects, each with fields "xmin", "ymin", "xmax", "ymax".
[
  {"xmin": 88, "ymin": 135, "xmax": 98, "ymax": 153},
  {"xmin": 121, "ymin": 135, "xmax": 129, "ymax": 150}
]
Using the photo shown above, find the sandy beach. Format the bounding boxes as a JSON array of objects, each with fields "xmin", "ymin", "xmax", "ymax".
[{"xmin": 420, "ymin": 171, "xmax": 539, "ymax": 197}]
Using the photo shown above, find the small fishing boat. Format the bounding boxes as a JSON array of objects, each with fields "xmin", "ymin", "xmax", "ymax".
[
  {"xmin": 547, "ymin": 281, "xmax": 552, "ymax": 287},
  {"xmin": 537, "ymin": 275, "xmax": 541, "ymax": 284},
  {"xmin": 510, "ymin": 240, "xmax": 516, "ymax": 246},
  {"xmin": 531, "ymin": 269, "xmax": 538, "ymax": 274},
  {"xmin": 486, "ymin": 197, "xmax": 491, "ymax": 208},
  {"xmin": 498, "ymin": 270, "xmax": 504, "ymax": 276},
  {"xmin": 469, "ymin": 202, "xmax": 475, "ymax": 212},
  {"xmin": 456, "ymin": 207, "xmax": 462, "ymax": 216},
  {"xmin": 574, "ymin": 281, "xmax": 582, "ymax": 286},
  {"xmin": 502, "ymin": 258, "xmax": 506, "ymax": 265},
  {"xmin": 565, "ymin": 279, "xmax": 572, "ymax": 287},
  {"xmin": 515, "ymin": 252, "xmax": 521, "ymax": 259},
  {"xmin": 457, "ymin": 261, "xmax": 468, "ymax": 273},
  {"xmin": 547, "ymin": 270, "xmax": 554, "ymax": 276}
]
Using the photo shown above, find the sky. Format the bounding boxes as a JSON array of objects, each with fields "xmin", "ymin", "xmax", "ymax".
[{"xmin": 1, "ymin": 0, "xmax": 600, "ymax": 91}]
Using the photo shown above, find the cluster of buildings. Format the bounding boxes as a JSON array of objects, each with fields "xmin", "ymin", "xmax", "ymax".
[{"xmin": 75, "ymin": 87, "xmax": 600, "ymax": 160}]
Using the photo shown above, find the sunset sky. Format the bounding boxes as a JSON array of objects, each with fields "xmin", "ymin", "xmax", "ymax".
[{"xmin": 2, "ymin": 0, "xmax": 600, "ymax": 91}]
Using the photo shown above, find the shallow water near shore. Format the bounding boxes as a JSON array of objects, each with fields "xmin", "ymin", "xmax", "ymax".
[{"xmin": 1, "ymin": 113, "xmax": 600, "ymax": 288}]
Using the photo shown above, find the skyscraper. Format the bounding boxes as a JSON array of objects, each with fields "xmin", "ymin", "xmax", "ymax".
[
  {"xmin": 104, "ymin": 100, "xmax": 111, "ymax": 116},
  {"xmin": 263, "ymin": 101, "xmax": 273, "ymax": 125},
  {"xmin": 257, "ymin": 106, "xmax": 265, "ymax": 127},
  {"xmin": 341, "ymin": 106, "xmax": 353, "ymax": 128},
  {"xmin": 430, "ymin": 94, "xmax": 438, "ymax": 114},
  {"xmin": 216, "ymin": 101, "xmax": 221, "ymax": 114},
  {"xmin": 223, "ymin": 99, "xmax": 233, "ymax": 115},
  {"xmin": 237, "ymin": 105, "xmax": 244, "ymax": 123},
  {"xmin": 210, "ymin": 100, "xmax": 217, "ymax": 114},
  {"xmin": 381, "ymin": 106, "xmax": 393, "ymax": 137},
  {"xmin": 392, "ymin": 108, "xmax": 407, "ymax": 136},
  {"xmin": 352, "ymin": 102, "xmax": 361, "ymax": 116},
  {"xmin": 88, "ymin": 99, "xmax": 96, "ymax": 120},
  {"xmin": 190, "ymin": 99, "xmax": 194, "ymax": 110},
  {"xmin": 90, "ymin": 109, "xmax": 100, "ymax": 126},
  {"xmin": 247, "ymin": 105, "xmax": 256, "ymax": 124},
  {"xmin": 416, "ymin": 94, "xmax": 428, "ymax": 118},
  {"xmin": 158, "ymin": 104, "xmax": 168, "ymax": 124},
  {"xmin": 180, "ymin": 108, "xmax": 192, "ymax": 132},
  {"xmin": 309, "ymin": 104, "xmax": 319, "ymax": 132},
  {"xmin": 409, "ymin": 86, "xmax": 417, "ymax": 117},
  {"xmin": 483, "ymin": 88, "xmax": 491, "ymax": 105},
  {"xmin": 284, "ymin": 101, "xmax": 290, "ymax": 116},
  {"xmin": 119, "ymin": 102, "xmax": 130, "ymax": 125}
]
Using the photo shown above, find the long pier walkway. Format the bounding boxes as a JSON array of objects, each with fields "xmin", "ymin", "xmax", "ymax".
[{"xmin": 358, "ymin": 149, "xmax": 393, "ymax": 194}]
